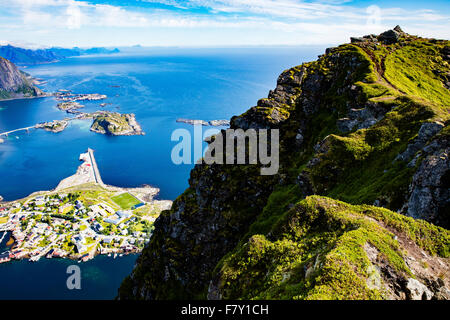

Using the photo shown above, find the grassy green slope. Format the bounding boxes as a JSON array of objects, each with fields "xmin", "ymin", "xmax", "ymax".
[{"xmin": 216, "ymin": 196, "xmax": 449, "ymax": 300}]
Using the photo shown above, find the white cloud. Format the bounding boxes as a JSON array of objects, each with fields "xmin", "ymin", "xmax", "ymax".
[
  {"xmin": 66, "ymin": 3, "xmax": 83, "ymax": 29},
  {"xmin": 0, "ymin": 0, "xmax": 448, "ymax": 46}
]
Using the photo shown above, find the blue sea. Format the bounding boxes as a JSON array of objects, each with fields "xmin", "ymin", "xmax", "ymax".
[{"xmin": 0, "ymin": 46, "xmax": 324, "ymax": 299}]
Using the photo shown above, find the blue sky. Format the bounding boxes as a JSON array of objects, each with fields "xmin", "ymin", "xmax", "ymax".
[{"xmin": 0, "ymin": 0, "xmax": 448, "ymax": 48}]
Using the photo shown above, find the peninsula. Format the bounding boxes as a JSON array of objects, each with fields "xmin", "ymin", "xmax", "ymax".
[{"xmin": 0, "ymin": 148, "xmax": 171, "ymax": 263}]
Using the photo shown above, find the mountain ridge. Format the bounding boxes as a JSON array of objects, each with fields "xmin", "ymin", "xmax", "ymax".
[
  {"xmin": 0, "ymin": 45, "xmax": 120, "ymax": 66},
  {"xmin": 118, "ymin": 27, "xmax": 449, "ymax": 300}
]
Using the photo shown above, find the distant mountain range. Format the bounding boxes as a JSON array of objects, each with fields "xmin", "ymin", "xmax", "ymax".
[{"xmin": 0, "ymin": 45, "xmax": 120, "ymax": 66}]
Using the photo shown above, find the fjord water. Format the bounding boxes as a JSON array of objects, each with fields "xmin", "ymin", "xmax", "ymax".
[{"xmin": 0, "ymin": 46, "xmax": 323, "ymax": 299}]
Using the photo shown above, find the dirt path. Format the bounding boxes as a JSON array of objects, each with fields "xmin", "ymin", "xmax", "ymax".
[{"xmin": 360, "ymin": 46, "xmax": 406, "ymax": 95}]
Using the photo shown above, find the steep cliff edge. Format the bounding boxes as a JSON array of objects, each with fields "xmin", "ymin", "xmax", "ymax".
[
  {"xmin": 0, "ymin": 57, "xmax": 44, "ymax": 100},
  {"xmin": 119, "ymin": 27, "xmax": 450, "ymax": 300}
]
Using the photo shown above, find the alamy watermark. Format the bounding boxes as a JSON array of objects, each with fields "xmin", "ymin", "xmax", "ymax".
[
  {"xmin": 66, "ymin": 265, "xmax": 81, "ymax": 290},
  {"xmin": 366, "ymin": 5, "xmax": 382, "ymax": 27},
  {"xmin": 171, "ymin": 125, "xmax": 279, "ymax": 175}
]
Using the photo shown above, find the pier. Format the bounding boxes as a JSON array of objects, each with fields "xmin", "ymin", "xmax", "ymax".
[
  {"xmin": 87, "ymin": 148, "xmax": 104, "ymax": 186},
  {"xmin": 55, "ymin": 147, "xmax": 105, "ymax": 190}
]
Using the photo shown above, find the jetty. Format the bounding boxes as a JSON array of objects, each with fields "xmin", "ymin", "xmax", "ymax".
[
  {"xmin": 55, "ymin": 148, "xmax": 105, "ymax": 190},
  {"xmin": 87, "ymin": 148, "xmax": 104, "ymax": 185}
]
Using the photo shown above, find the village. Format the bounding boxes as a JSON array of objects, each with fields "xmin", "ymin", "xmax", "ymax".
[
  {"xmin": 0, "ymin": 189, "xmax": 170, "ymax": 264},
  {"xmin": 0, "ymin": 148, "xmax": 172, "ymax": 264}
]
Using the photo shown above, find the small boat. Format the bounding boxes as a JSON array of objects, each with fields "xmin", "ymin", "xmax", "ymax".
[
  {"xmin": 119, "ymin": 254, "xmax": 123, "ymax": 257},
  {"xmin": 113, "ymin": 253, "xmax": 117, "ymax": 259},
  {"xmin": 77, "ymin": 260, "xmax": 81, "ymax": 263},
  {"xmin": 108, "ymin": 253, "xmax": 111, "ymax": 257}
]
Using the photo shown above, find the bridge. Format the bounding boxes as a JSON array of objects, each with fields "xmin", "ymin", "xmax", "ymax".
[{"xmin": 0, "ymin": 126, "xmax": 36, "ymax": 137}]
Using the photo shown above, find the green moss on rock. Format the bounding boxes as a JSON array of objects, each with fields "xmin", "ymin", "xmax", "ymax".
[{"xmin": 214, "ymin": 197, "xmax": 449, "ymax": 300}]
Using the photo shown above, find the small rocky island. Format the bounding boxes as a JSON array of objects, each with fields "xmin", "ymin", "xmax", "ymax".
[
  {"xmin": 36, "ymin": 120, "xmax": 69, "ymax": 133},
  {"xmin": 56, "ymin": 101, "xmax": 84, "ymax": 114},
  {"xmin": 55, "ymin": 90, "xmax": 107, "ymax": 102},
  {"xmin": 90, "ymin": 112, "xmax": 144, "ymax": 136}
]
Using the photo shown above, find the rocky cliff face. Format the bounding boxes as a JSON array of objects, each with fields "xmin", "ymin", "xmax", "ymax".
[
  {"xmin": 119, "ymin": 27, "xmax": 450, "ymax": 300},
  {"xmin": 0, "ymin": 57, "xmax": 43, "ymax": 100}
]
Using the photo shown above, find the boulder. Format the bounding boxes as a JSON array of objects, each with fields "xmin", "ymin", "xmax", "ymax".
[
  {"xmin": 405, "ymin": 278, "xmax": 434, "ymax": 300},
  {"xmin": 393, "ymin": 25, "xmax": 404, "ymax": 34},
  {"xmin": 378, "ymin": 29, "xmax": 400, "ymax": 45},
  {"xmin": 351, "ymin": 37, "xmax": 365, "ymax": 43}
]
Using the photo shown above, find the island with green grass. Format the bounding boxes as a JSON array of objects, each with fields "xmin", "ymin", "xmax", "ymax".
[{"xmin": 90, "ymin": 111, "xmax": 145, "ymax": 136}]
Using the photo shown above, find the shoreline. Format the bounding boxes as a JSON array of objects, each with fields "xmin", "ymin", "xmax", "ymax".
[{"xmin": 0, "ymin": 93, "xmax": 51, "ymax": 102}]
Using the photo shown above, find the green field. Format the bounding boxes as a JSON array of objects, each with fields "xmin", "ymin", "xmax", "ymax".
[{"xmin": 111, "ymin": 193, "xmax": 141, "ymax": 210}]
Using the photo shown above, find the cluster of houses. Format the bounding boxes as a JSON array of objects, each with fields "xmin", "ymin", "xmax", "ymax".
[{"xmin": 0, "ymin": 191, "xmax": 156, "ymax": 264}]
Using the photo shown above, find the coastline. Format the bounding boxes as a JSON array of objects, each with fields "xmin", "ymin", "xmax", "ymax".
[{"xmin": 0, "ymin": 93, "xmax": 51, "ymax": 102}]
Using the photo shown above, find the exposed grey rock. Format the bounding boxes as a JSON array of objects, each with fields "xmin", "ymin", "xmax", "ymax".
[
  {"xmin": 393, "ymin": 25, "xmax": 404, "ymax": 34},
  {"xmin": 402, "ymin": 130, "xmax": 449, "ymax": 228},
  {"xmin": 405, "ymin": 278, "xmax": 434, "ymax": 300},
  {"xmin": 295, "ymin": 129, "xmax": 304, "ymax": 146},
  {"xmin": 351, "ymin": 37, "xmax": 365, "ymax": 43},
  {"xmin": 0, "ymin": 57, "xmax": 44, "ymax": 99},
  {"xmin": 378, "ymin": 29, "xmax": 400, "ymax": 45},
  {"xmin": 231, "ymin": 66, "xmax": 306, "ymax": 130},
  {"xmin": 434, "ymin": 286, "xmax": 450, "ymax": 300},
  {"xmin": 207, "ymin": 279, "xmax": 222, "ymax": 300},
  {"xmin": 396, "ymin": 121, "xmax": 444, "ymax": 162},
  {"xmin": 337, "ymin": 106, "xmax": 383, "ymax": 133},
  {"xmin": 350, "ymin": 34, "xmax": 377, "ymax": 44},
  {"xmin": 337, "ymin": 117, "xmax": 359, "ymax": 133}
]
